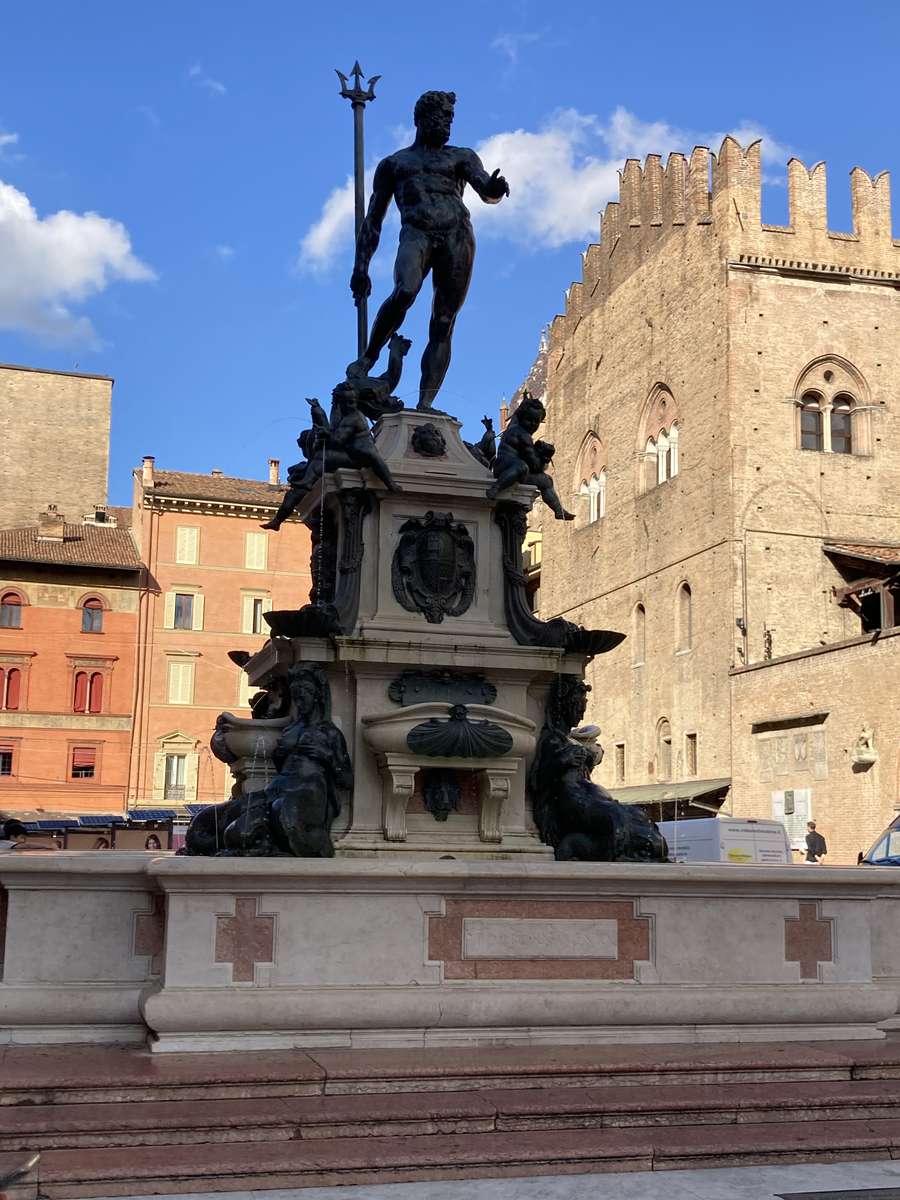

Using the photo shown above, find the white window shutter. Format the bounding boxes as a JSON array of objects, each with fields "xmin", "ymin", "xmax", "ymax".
[
  {"xmin": 192, "ymin": 593, "xmax": 205, "ymax": 631},
  {"xmin": 152, "ymin": 751, "xmax": 166, "ymax": 801},
  {"xmin": 245, "ymin": 532, "xmax": 267, "ymax": 570},
  {"xmin": 184, "ymin": 752, "xmax": 199, "ymax": 803},
  {"xmin": 262, "ymin": 597, "xmax": 273, "ymax": 614},
  {"xmin": 168, "ymin": 661, "xmax": 194, "ymax": 705},
  {"xmin": 163, "ymin": 593, "xmax": 176, "ymax": 629},
  {"xmin": 238, "ymin": 670, "xmax": 254, "ymax": 708},
  {"xmin": 175, "ymin": 526, "xmax": 199, "ymax": 565},
  {"xmin": 241, "ymin": 595, "xmax": 254, "ymax": 634}
]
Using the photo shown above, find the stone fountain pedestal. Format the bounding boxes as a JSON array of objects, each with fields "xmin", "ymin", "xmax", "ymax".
[{"xmin": 234, "ymin": 409, "xmax": 581, "ymax": 859}]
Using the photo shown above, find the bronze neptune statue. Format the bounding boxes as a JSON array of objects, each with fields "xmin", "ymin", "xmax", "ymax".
[{"xmin": 348, "ymin": 90, "xmax": 509, "ymax": 411}]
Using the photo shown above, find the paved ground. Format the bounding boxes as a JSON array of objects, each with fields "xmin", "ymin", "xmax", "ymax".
[{"xmin": 94, "ymin": 1158, "xmax": 900, "ymax": 1200}]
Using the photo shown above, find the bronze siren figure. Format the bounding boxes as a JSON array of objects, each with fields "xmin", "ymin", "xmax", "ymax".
[{"xmin": 348, "ymin": 90, "xmax": 510, "ymax": 411}]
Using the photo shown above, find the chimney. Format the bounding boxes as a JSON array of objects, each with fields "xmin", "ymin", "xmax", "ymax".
[
  {"xmin": 211, "ymin": 468, "xmax": 224, "ymax": 477},
  {"xmin": 268, "ymin": 458, "xmax": 280, "ymax": 485},
  {"xmin": 37, "ymin": 504, "xmax": 65, "ymax": 541},
  {"xmin": 142, "ymin": 456, "xmax": 155, "ymax": 487}
]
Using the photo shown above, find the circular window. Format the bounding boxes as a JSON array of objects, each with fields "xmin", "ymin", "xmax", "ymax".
[{"xmin": 823, "ymin": 370, "xmax": 834, "ymax": 383}]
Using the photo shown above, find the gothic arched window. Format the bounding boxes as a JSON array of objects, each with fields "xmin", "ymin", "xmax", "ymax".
[
  {"xmin": 575, "ymin": 434, "xmax": 608, "ymax": 526},
  {"xmin": 795, "ymin": 359, "xmax": 870, "ymax": 455},
  {"xmin": 639, "ymin": 386, "xmax": 680, "ymax": 494}
]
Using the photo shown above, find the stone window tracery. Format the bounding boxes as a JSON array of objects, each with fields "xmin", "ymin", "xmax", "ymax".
[
  {"xmin": 794, "ymin": 358, "xmax": 871, "ymax": 456},
  {"xmin": 574, "ymin": 434, "xmax": 608, "ymax": 526},
  {"xmin": 639, "ymin": 386, "xmax": 680, "ymax": 494}
]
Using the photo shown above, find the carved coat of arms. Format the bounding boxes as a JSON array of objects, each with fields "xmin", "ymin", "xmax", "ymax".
[{"xmin": 391, "ymin": 511, "xmax": 476, "ymax": 624}]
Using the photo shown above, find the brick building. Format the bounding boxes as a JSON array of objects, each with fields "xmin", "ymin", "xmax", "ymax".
[
  {"xmin": 532, "ymin": 137, "xmax": 900, "ymax": 863},
  {"xmin": 128, "ymin": 458, "xmax": 311, "ymax": 814},
  {"xmin": 0, "ymin": 505, "xmax": 141, "ymax": 816},
  {"xmin": 0, "ymin": 363, "xmax": 112, "ymax": 531}
]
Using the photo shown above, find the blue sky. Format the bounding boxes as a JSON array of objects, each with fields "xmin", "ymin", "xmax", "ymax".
[{"xmin": 2, "ymin": 1, "xmax": 898, "ymax": 506}]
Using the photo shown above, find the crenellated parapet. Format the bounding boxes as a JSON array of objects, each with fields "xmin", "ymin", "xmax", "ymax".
[{"xmin": 548, "ymin": 138, "xmax": 900, "ymax": 360}]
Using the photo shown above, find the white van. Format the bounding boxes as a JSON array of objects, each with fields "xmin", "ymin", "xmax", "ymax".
[{"xmin": 657, "ymin": 817, "xmax": 791, "ymax": 865}]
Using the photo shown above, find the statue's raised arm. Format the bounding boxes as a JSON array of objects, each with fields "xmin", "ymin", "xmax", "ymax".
[
  {"xmin": 460, "ymin": 149, "xmax": 509, "ymax": 205},
  {"xmin": 347, "ymin": 90, "xmax": 509, "ymax": 413}
]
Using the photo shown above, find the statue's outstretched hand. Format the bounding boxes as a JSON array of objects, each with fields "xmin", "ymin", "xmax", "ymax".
[
  {"xmin": 489, "ymin": 168, "xmax": 510, "ymax": 199},
  {"xmin": 350, "ymin": 268, "xmax": 372, "ymax": 302}
]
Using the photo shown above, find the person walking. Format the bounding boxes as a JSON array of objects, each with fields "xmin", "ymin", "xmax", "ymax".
[{"xmin": 805, "ymin": 820, "xmax": 827, "ymax": 864}]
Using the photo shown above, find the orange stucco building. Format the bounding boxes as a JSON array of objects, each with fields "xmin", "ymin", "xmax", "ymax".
[
  {"xmin": 128, "ymin": 457, "xmax": 312, "ymax": 813},
  {"xmin": 0, "ymin": 505, "xmax": 141, "ymax": 816}
]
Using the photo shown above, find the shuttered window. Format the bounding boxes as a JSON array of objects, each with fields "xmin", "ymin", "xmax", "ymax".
[
  {"xmin": 71, "ymin": 746, "xmax": 97, "ymax": 779},
  {"xmin": 88, "ymin": 672, "xmax": 103, "ymax": 713},
  {"xmin": 165, "ymin": 592, "xmax": 204, "ymax": 631},
  {"xmin": 1, "ymin": 668, "xmax": 20, "ymax": 711},
  {"xmin": 175, "ymin": 526, "xmax": 200, "ymax": 564},
  {"xmin": 245, "ymin": 532, "xmax": 268, "ymax": 571},
  {"xmin": 167, "ymin": 660, "xmax": 195, "ymax": 705},
  {"xmin": 73, "ymin": 671, "xmax": 88, "ymax": 713},
  {"xmin": 241, "ymin": 594, "xmax": 272, "ymax": 634}
]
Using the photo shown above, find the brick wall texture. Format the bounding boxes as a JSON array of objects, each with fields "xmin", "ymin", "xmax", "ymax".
[{"xmin": 0, "ymin": 365, "xmax": 112, "ymax": 530}]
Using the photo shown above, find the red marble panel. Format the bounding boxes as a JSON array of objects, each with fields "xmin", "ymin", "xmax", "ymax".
[
  {"xmin": 784, "ymin": 900, "xmax": 834, "ymax": 981},
  {"xmin": 132, "ymin": 893, "xmax": 166, "ymax": 976},
  {"xmin": 427, "ymin": 898, "xmax": 651, "ymax": 981},
  {"xmin": 214, "ymin": 896, "xmax": 276, "ymax": 984}
]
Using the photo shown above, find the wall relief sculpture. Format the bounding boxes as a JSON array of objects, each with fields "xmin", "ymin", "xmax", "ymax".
[
  {"xmin": 407, "ymin": 704, "xmax": 513, "ymax": 758},
  {"xmin": 410, "ymin": 423, "xmax": 447, "ymax": 458},
  {"xmin": 391, "ymin": 511, "xmax": 476, "ymax": 623},
  {"xmin": 388, "ymin": 670, "xmax": 497, "ymax": 707}
]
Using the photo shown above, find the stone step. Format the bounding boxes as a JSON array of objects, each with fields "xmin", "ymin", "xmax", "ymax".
[
  {"xmin": 29, "ymin": 1115, "xmax": 900, "ymax": 1198},
  {"xmin": 4, "ymin": 1078, "xmax": 900, "ymax": 1152},
  {"xmin": 3, "ymin": 1039, "xmax": 900, "ymax": 1106}
]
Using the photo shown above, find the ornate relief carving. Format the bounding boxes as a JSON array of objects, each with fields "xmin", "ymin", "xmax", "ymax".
[{"xmin": 391, "ymin": 511, "xmax": 476, "ymax": 624}]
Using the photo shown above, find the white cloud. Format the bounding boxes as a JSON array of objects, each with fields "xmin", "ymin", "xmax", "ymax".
[
  {"xmin": 298, "ymin": 175, "xmax": 355, "ymax": 273},
  {"xmin": 189, "ymin": 63, "xmax": 226, "ymax": 96},
  {"xmin": 215, "ymin": 243, "xmax": 235, "ymax": 260},
  {"xmin": 137, "ymin": 105, "xmax": 161, "ymax": 128},
  {"xmin": 0, "ymin": 125, "xmax": 22, "ymax": 163},
  {"xmin": 0, "ymin": 179, "xmax": 155, "ymax": 345},
  {"xmin": 297, "ymin": 106, "xmax": 790, "ymax": 268},
  {"xmin": 491, "ymin": 31, "xmax": 541, "ymax": 68}
]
